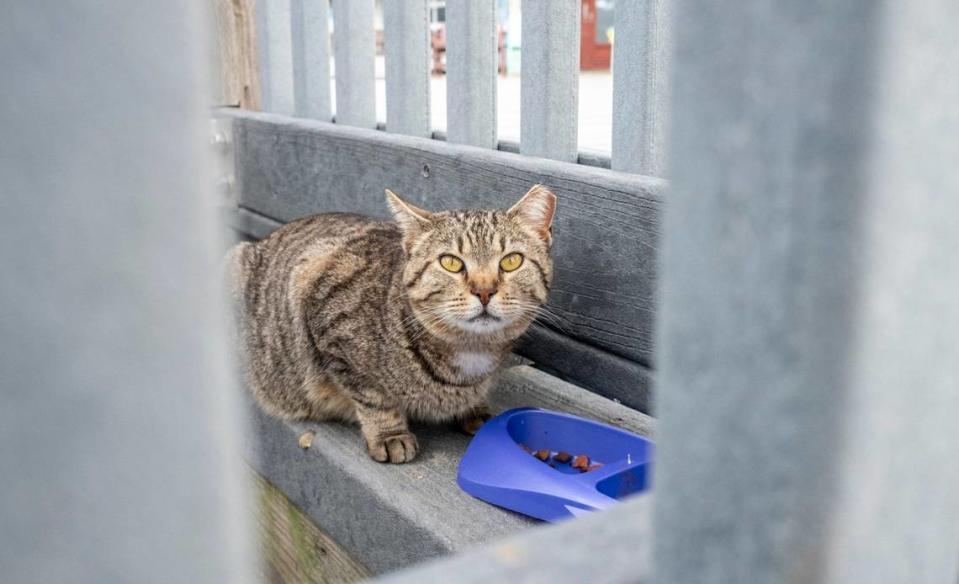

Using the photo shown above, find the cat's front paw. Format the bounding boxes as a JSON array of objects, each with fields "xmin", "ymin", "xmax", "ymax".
[
  {"xmin": 367, "ymin": 431, "xmax": 419, "ymax": 464},
  {"xmin": 459, "ymin": 412, "xmax": 492, "ymax": 436}
]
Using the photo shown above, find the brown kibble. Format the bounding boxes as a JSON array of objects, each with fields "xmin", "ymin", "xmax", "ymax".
[
  {"xmin": 519, "ymin": 443, "xmax": 532, "ymax": 453},
  {"xmin": 298, "ymin": 430, "xmax": 316, "ymax": 449},
  {"xmin": 571, "ymin": 454, "xmax": 590, "ymax": 470},
  {"xmin": 534, "ymin": 449, "xmax": 550, "ymax": 461},
  {"xmin": 553, "ymin": 451, "xmax": 572, "ymax": 463},
  {"xmin": 586, "ymin": 463, "xmax": 603, "ymax": 472}
]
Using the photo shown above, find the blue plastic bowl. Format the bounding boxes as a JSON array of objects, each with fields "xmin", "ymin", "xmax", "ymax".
[{"xmin": 457, "ymin": 407, "xmax": 653, "ymax": 522}]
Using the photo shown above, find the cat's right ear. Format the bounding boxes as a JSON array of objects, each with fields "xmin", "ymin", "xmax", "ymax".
[{"xmin": 385, "ymin": 189, "xmax": 433, "ymax": 241}]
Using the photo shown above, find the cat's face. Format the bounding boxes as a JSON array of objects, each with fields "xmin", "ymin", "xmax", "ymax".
[{"xmin": 387, "ymin": 185, "xmax": 556, "ymax": 344}]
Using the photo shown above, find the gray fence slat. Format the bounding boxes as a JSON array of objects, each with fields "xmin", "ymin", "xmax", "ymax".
[
  {"xmin": 383, "ymin": 0, "xmax": 431, "ymax": 137},
  {"xmin": 255, "ymin": 0, "xmax": 295, "ymax": 115},
  {"xmin": 656, "ymin": 1, "xmax": 959, "ymax": 582},
  {"xmin": 445, "ymin": 0, "xmax": 497, "ymax": 148},
  {"xmin": 291, "ymin": 0, "xmax": 331, "ymax": 120},
  {"xmin": 331, "ymin": 0, "xmax": 376, "ymax": 128},
  {"xmin": 1, "ymin": 2, "xmax": 251, "ymax": 582},
  {"xmin": 520, "ymin": 0, "xmax": 580, "ymax": 162},
  {"xmin": 611, "ymin": 0, "xmax": 671, "ymax": 177}
]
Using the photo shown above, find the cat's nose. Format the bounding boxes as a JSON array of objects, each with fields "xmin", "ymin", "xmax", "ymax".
[{"xmin": 470, "ymin": 285, "xmax": 498, "ymax": 306}]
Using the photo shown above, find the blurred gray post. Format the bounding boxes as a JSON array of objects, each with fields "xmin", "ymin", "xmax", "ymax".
[
  {"xmin": 332, "ymin": 0, "xmax": 377, "ymax": 128},
  {"xmin": 291, "ymin": 0, "xmax": 332, "ymax": 120},
  {"xmin": 384, "ymin": 0, "xmax": 431, "ymax": 137},
  {"xmin": 445, "ymin": 0, "xmax": 497, "ymax": 148},
  {"xmin": 655, "ymin": 1, "xmax": 959, "ymax": 583},
  {"xmin": 520, "ymin": 0, "xmax": 580, "ymax": 162},
  {"xmin": 256, "ymin": 0, "xmax": 296, "ymax": 114},
  {"xmin": 611, "ymin": 0, "xmax": 671, "ymax": 176},
  {"xmin": 0, "ymin": 2, "xmax": 251, "ymax": 583}
]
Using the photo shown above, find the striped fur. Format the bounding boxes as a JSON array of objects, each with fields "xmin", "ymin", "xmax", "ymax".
[{"xmin": 229, "ymin": 186, "xmax": 556, "ymax": 463}]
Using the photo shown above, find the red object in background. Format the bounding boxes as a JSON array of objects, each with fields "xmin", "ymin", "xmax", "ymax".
[{"xmin": 580, "ymin": 0, "xmax": 612, "ymax": 70}]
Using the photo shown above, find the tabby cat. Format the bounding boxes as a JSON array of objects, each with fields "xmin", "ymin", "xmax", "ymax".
[{"xmin": 227, "ymin": 185, "xmax": 556, "ymax": 463}]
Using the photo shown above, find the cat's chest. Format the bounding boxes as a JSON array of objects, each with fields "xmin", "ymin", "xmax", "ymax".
[{"xmin": 452, "ymin": 351, "xmax": 497, "ymax": 377}]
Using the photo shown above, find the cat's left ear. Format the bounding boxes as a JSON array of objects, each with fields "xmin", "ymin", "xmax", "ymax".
[
  {"xmin": 385, "ymin": 189, "xmax": 433, "ymax": 239},
  {"xmin": 509, "ymin": 184, "xmax": 556, "ymax": 241}
]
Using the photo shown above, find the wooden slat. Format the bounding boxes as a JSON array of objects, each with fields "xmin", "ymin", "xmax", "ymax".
[
  {"xmin": 219, "ymin": 109, "xmax": 662, "ymax": 411},
  {"xmin": 254, "ymin": 473, "xmax": 370, "ymax": 583},
  {"xmin": 211, "ymin": 0, "xmax": 261, "ymax": 109},
  {"xmin": 255, "ymin": 0, "xmax": 295, "ymax": 115},
  {"xmin": 656, "ymin": 0, "xmax": 959, "ymax": 581},
  {"xmin": 383, "ymin": 0, "xmax": 431, "ymax": 137},
  {"xmin": 1, "ymin": 3, "xmax": 250, "ymax": 581},
  {"xmin": 444, "ymin": 0, "xmax": 497, "ymax": 148},
  {"xmin": 290, "ymin": 0, "xmax": 331, "ymax": 120},
  {"xmin": 611, "ymin": 0, "xmax": 671, "ymax": 176},
  {"xmin": 331, "ymin": 0, "xmax": 376, "ymax": 128},
  {"xmin": 520, "ymin": 0, "xmax": 580, "ymax": 162}
]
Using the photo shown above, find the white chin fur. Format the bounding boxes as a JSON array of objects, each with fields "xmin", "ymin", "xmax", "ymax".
[{"xmin": 452, "ymin": 317, "xmax": 508, "ymax": 335}]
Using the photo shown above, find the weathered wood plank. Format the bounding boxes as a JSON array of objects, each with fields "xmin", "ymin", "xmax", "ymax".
[
  {"xmin": 331, "ymin": 0, "xmax": 376, "ymax": 127},
  {"xmin": 291, "ymin": 0, "xmax": 331, "ymax": 120},
  {"xmin": 1, "ymin": 3, "xmax": 250, "ymax": 581},
  {"xmin": 611, "ymin": 0, "xmax": 672, "ymax": 177},
  {"xmin": 211, "ymin": 0, "xmax": 261, "ymax": 109},
  {"xmin": 220, "ymin": 109, "xmax": 661, "ymax": 406},
  {"xmin": 384, "ymin": 0, "xmax": 431, "ymax": 137},
  {"xmin": 445, "ymin": 0, "xmax": 497, "ymax": 148},
  {"xmin": 520, "ymin": 0, "xmax": 580, "ymax": 162},
  {"xmin": 656, "ymin": 1, "xmax": 959, "ymax": 582},
  {"xmin": 254, "ymin": 473, "xmax": 370, "ymax": 583}
]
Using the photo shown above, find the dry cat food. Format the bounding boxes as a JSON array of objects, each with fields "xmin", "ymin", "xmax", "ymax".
[
  {"xmin": 518, "ymin": 445, "xmax": 603, "ymax": 473},
  {"xmin": 571, "ymin": 455, "xmax": 590, "ymax": 471}
]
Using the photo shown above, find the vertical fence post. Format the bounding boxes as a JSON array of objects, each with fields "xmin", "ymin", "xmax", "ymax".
[
  {"xmin": 0, "ymin": 1, "xmax": 251, "ymax": 582},
  {"xmin": 611, "ymin": 0, "xmax": 671, "ymax": 177},
  {"xmin": 212, "ymin": 0, "xmax": 261, "ymax": 109},
  {"xmin": 519, "ymin": 0, "xmax": 580, "ymax": 162},
  {"xmin": 445, "ymin": 0, "xmax": 497, "ymax": 148},
  {"xmin": 255, "ymin": 0, "xmax": 295, "ymax": 115},
  {"xmin": 331, "ymin": 0, "xmax": 376, "ymax": 128},
  {"xmin": 291, "ymin": 0, "xmax": 332, "ymax": 120},
  {"xmin": 384, "ymin": 0, "xmax": 431, "ymax": 138},
  {"xmin": 655, "ymin": 1, "xmax": 959, "ymax": 582}
]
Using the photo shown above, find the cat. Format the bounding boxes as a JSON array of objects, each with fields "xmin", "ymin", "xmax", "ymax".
[{"xmin": 227, "ymin": 184, "xmax": 556, "ymax": 463}]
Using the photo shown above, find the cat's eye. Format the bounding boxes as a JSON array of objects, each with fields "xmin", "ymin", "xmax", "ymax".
[
  {"xmin": 439, "ymin": 254, "xmax": 464, "ymax": 273},
  {"xmin": 500, "ymin": 252, "xmax": 524, "ymax": 272}
]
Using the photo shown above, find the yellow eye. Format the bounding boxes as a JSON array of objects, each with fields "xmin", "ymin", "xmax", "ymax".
[
  {"xmin": 500, "ymin": 252, "xmax": 524, "ymax": 272},
  {"xmin": 439, "ymin": 254, "xmax": 464, "ymax": 273}
]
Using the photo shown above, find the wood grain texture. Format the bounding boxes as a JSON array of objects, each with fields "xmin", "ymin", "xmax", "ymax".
[
  {"xmin": 255, "ymin": 473, "xmax": 370, "ymax": 583},
  {"xmin": 223, "ymin": 110, "xmax": 663, "ymax": 372},
  {"xmin": 211, "ymin": 0, "xmax": 261, "ymax": 109}
]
